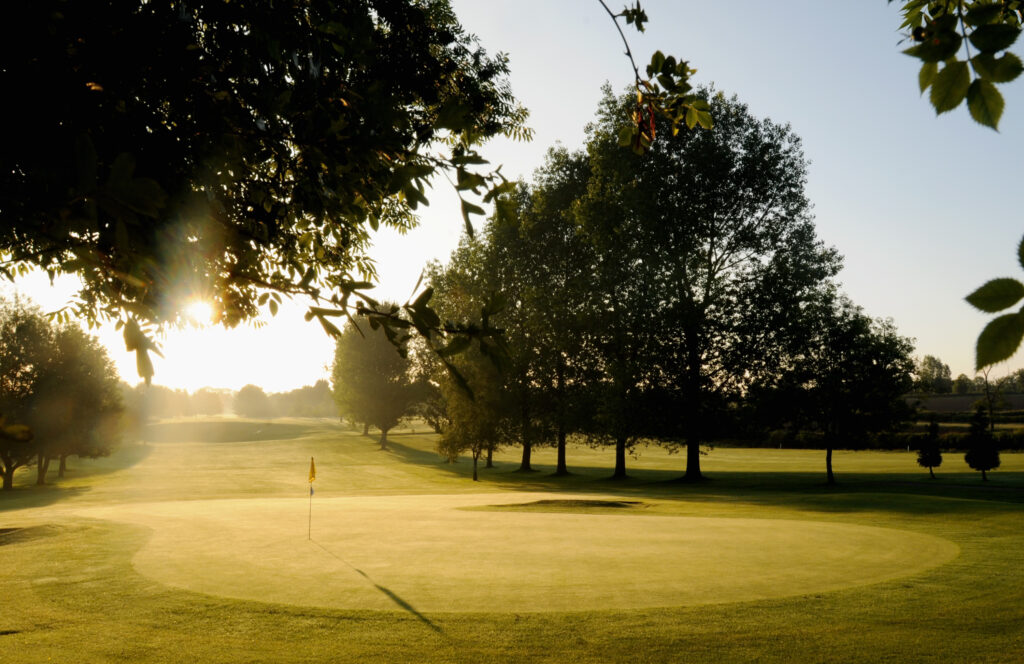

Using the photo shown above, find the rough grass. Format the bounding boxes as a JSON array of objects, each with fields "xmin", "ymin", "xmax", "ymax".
[{"xmin": 2, "ymin": 418, "xmax": 1024, "ymax": 662}]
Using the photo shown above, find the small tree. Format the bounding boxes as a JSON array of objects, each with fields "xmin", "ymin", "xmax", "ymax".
[
  {"xmin": 331, "ymin": 309, "xmax": 420, "ymax": 450},
  {"xmin": 917, "ymin": 418, "xmax": 942, "ymax": 479},
  {"xmin": 438, "ymin": 351, "xmax": 508, "ymax": 481},
  {"xmin": 965, "ymin": 407, "xmax": 1000, "ymax": 481}
]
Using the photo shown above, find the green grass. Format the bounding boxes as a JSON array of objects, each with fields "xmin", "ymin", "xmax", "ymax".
[{"xmin": 2, "ymin": 418, "xmax": 1024, "ymax": 662}]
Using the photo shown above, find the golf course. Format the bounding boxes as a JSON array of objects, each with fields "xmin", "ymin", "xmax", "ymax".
[{"xmin": 2, "ymin": 418, "xmax": 1024, "ymax": 662}]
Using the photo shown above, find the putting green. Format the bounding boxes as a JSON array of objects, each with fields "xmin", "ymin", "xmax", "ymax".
[{"xmin": 80, "ymin": 493, "xmax": 958, "ymax": 613}]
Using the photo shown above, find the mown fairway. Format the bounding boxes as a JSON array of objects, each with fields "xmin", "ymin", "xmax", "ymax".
[{"xmin": 2, "ymin": 419, "xmax": 1024, "ymax": 662}]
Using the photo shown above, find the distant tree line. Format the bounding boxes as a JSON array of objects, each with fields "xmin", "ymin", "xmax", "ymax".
[{"xmin": 123, "ymin": 381, "xmax": 336, "ymax": 423}]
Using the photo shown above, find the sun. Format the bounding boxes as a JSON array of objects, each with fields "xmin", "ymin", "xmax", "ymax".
[{"xmin": 184, "ymin": 299, "xmax": 214, "ymax": 325}]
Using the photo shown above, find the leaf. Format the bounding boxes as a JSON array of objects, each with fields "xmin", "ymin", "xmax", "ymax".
[
  {"xmin": 903, "ymin": 32, "xmax": 963, "ymax": 62},
  {"xmin": 412, "ymin": 286, "xmax": 434, "ymax": 310},
  {"xmin": 966, "ymin": 78, "xmax": 1004, "ymax": 128},
  {"xmin": 317, "ymin": 315, "xmax": 341, "ymax": 338},
  {"xmin": 929, "ymin": 61, "xmax": 970, "ymax": 113},
  {"xmin": 969, "ymin": 24, "xmax": 1021, "ymax": 53},
  {"xmin": 1018, "ymin": 235, "xmax": 1024, "ymax": 271},
  {"xmin": 269, "ymin": 299, "xmax": 279, "ymax": 316},
  {"xmin": 460, "ymin": 199, "xmax": 485, "ymax": 234},
  {"xmin": 136, "ymin": 348, "xmax": 154, "ymax": 385},
  {"xmin": 965, "ymin": 4, "xmax": 1004, "ymax": 27},
  {"xmin": 618, "ymin": 126, "xmax": 634, "ymax": 147},
  {"xmin": 976, "ymin": 312, "xmax": 1024, "ymax": 370},
  {"xmin": 918, "ymin": 61, "xmax": 938, "ymax": 92},
  {"xmin": 972, "ymin": 52, "xmax": 1024, "ymax": 83},
  {"xmin": 966, "ymin": 278, "xmax": 1024, "ymax": 312}
]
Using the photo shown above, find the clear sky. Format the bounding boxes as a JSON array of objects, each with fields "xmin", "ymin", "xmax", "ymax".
[{"xmin": 6, "ymin": 1, "xmax": 1023, "ymax": 392}]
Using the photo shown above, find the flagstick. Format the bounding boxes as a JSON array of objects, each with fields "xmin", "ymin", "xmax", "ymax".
[{"xmin": 308, "ymin": 483, "xmax": 313, "ymax": 540}]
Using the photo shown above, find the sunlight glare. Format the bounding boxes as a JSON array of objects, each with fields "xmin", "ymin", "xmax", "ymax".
[{"xmin": 185, "ymin": 299, "xmax": 214, "ymax": 325}]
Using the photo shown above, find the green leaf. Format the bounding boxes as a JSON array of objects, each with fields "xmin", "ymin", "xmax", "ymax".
[
  {"xmin": 972, "ymin": 52, "xmax": 1024, "ymax": 83},
  {"xmin": 268, "ymin": 299, "xmax": 279, "ymax": 316},
  {"xmin": 918, "ymin": 61, "xmax": 938, "ymax": 92},
  {"xmin": 965, "ymin": 4, "xmax": 1004, "ymax": 27},
  {"xmin": 929, "ymin": 61, "xmax": 970, "ymax": 113},
  {"xmin": 969, "ymin": 24, "xmax": 1021, "ymax": 53},
  {"xmin": 412, "ymin": 286, "xmax": 434, "ymax": 310},
  {"xmin": 317, "ymin": 315, "xmax": 341, "ymax": 338},
  {"xmin": 617, "ymin": 126, "xmax": 634, "ymax": 147},
  {"xmin": 976, "ymin": 312, "xmax": 1024, "ymax": 370},
  {"xmin": 967, "ymin": 78, "xmax": 1004, "ymax": 128},
  {"xmin": 1018, "ymin": 235, "xmax": 1024, "ymax": 271},
  {"xmin": 646, "ymin": 50, "xmax": 665, "ymax": 78},
  {"xmin": 966, "ymin": 278, "xmax": 1024, "ymax": 312},
  {"xmin": 460, "ymin": 199, "xmax": 485, "ymax": 234},
  {"xmin": 903, "ymin": 32, "xmax": 963, "ymax": 62}
]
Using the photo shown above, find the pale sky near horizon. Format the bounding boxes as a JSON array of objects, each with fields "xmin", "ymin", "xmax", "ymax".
[{"xmin": 5, "ymin": 1, "xmax": 1023, "ymax": 392}]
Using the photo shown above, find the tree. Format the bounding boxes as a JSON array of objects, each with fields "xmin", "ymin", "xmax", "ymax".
[
  {"xmin": 575, "ymin": 88, "xmax": 842, "ymax": 481},
  {"xmin": 0, "ymin": 0, "xmax": 530, "ymax": 381},
  {"xmin": 915, "ymin": 355, "xmax": 953, "ymax": 394},
  {"xmin": 437, "ymin": 349, "xmax": 509, "ymax": 481},
  {"xmin": 191, "ymin": 389, "xmax": 225, "ymax": 416},
  {"xmin": 331, "ymin": 311, "xmax": 420, "ymax": 449},
  {"xmin": 234, "ymin": 385, "xmax": 272, "ymax": 419},
  {"xmin": 29, "ymin": 324, "xmax": 124, "ymax": 484},
  {"xmin": 917, "ymin": 418, "xmax": 943, "ymax": 478},
  {"xmin": 953, "ymin": 373, "xmax": 975, "ymax": 394},
  {"xmin": 775, "ymin": 298, "xmax": 916, "ymax": 484},
  {"xmin": 965, "ymin": 406, "xmax": 1000, "ymax": 480}
]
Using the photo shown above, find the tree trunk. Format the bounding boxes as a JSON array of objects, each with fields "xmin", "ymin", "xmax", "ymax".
[
  {"xmin": 554, "ymin": 429, "xmax": 568, "ymax": 476},
  {"xmin": 472, "ymin": 451, "xmax": 479, "ymax": 482},
  {"xmin": 518, "ymin": 441, "xmax": 533, "ymax": 472},
  {"xmin": 58, "ymin": 454, "xmax": 68, "ymax": 479},
  {"xmin": 982, "ymin": 469, "xmax": 988, "ymax": 481},
  {"xmin": 611, "ymin": 437, "xmax": 628, "ymax": 479},
  {"xmin": 378, "ymin": 427, "xmax": 388, "ymax": 450},
  {"xmin": 2, "ymin": 468, "xmax": 13, "ymax": 491},
  {"xmin": 929, "ymin": 466, "xmax": 935, "ymax": 479},
  {"xmin": 485, "ymin": 446, "xmax": 493, "ymax": 469},
  {"xmin": 826, "ymin": 447, "xmax": 835, "ymax": 485},
  {"xmin": 683, "ymin": 438, "xmax": 703, "ymax": 482},
  {"xmin": 36, "ymin": 453, "xmax": 50, "ymax": 486},
  {"xmin": 362, "ymin": 422, "xmax": 369, "ymax": 436}
]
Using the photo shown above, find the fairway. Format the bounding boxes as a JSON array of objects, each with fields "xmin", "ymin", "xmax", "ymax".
[
  {"xmin": 79, "ymin": 493, "xmax": 958, "ymax": 613},
  {"xmin": 4, "ymin": 420, "xmax": 1024, "ymax": 663}
]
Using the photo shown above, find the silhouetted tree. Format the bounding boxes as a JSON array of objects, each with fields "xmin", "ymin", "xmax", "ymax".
[
  {"xmin": 917, "ymin": 418, "xmax": 942, "ymax": 479},
  {"xmin": 191, "ymin": 388, "xmax": 224, "ymax": 416},
  {"xmin": 915, "ymin": 355, "xmax": 953, "ymax": 394},
  {"xmin": 965, "ymin": 406, "xmax": 1000, "ymax": 481}
]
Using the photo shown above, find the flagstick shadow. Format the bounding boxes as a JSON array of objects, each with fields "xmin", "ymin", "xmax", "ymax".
[{"xmin": 309, "ymin": 540, "xmax": 444, "ymax": 635}]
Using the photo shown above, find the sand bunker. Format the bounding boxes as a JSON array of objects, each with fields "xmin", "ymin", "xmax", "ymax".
[{"xmin": 80, "ymin": 493, "xmax": 958, "ymax": 613}]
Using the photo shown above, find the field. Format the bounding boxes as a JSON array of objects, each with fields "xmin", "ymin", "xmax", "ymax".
[{"xmin": 3, "ymin": 418, "xmax": 1024, "ymax": 663}]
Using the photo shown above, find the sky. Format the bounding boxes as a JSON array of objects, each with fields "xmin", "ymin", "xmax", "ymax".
[{"xmin": 6, "ymin": 1, "xmax": 1023, "ymax": 392}]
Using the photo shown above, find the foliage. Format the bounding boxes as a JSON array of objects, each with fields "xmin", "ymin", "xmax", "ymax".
[
  {"xmin": 965, "ymin": 406, "xmax": 1001, "ymax": 479},
  {"xmin": 895, "ymin": 0, "xmax": 1023, "ymax": 129},
  {"xmin": 917, "ymin": 419, "xmax": 943, "ymax": 477},
  {"xmin": 769, "ymin": 298, "xmax": 916, "ymax": 483},
  {"xmin": 234, "ymin": 385, "xmax": 272, "ymax": 420},
  {"xmin": 268, "ymin": 380, "xmax": 336, "ymax": 418},
  {"xmin": 331, "ymin": 312, "xmax": 421, "ymax": 448},
  {"xmin": 0, "ymin": 298, "xmax": 123, "ymax": 489},
  {"xmin": 191, "ymin": 388, "xmax": 225, "ymax": 416},
  {"xmin": 0, "ymin": 0, "xmax": 529, "ymax": 381},
  {"xmin": 914, "ymin": 355, "xmax": 953, "ymax": 393},
  {"xmin": 437, "ymin": 348, "xmax": 509, "ymax": 480}
]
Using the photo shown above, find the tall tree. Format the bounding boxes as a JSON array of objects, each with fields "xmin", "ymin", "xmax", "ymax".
[
  {"xmin": 331, "ymin": 310, "xmax": 420, "ymax": 449},
  {"xmin": 576, "ymin": 88, "xmax": 841, "ymax": 480},
  {"xmin": 437, "ymin": 349, "xmax": 509, "ymax": 480}
]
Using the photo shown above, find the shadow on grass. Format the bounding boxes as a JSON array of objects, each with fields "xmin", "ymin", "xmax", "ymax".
[
  {"xmin": 382, "ymin": 440, "xmax": 1024, "ymax": 516},
  {"xmin": 309, "ymin": 540, "xmax": 443, "ymax": 635},
  {"xmin": 0, "ymin": 442, "xmax": 155, "ymax": 512}
]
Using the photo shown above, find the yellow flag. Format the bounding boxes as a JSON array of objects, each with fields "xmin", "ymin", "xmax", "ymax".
[{"xmin": 308, "ymin": 456, "xmax": 316, "ymax": 483}]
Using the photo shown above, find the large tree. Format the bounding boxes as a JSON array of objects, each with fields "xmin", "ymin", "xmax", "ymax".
[
  {"xmin": 0, "ymin": 0, "xmax": 529, "ymax": 381},
  {"xmin": 915, "ymin": 355, "xmax": 953, "ymax": 394},
  {"xmin": 331, "ymin": 311, "xmax": 420, "ymax": 449},
  {"xmin": 576, "ymin": 88, "xmax": 841, "ymax": 480}
]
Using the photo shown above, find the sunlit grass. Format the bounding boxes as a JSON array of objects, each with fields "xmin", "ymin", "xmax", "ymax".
[{"xmin": 2, "ymin": 419, "xmax": 1024, "ymax": 662}]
